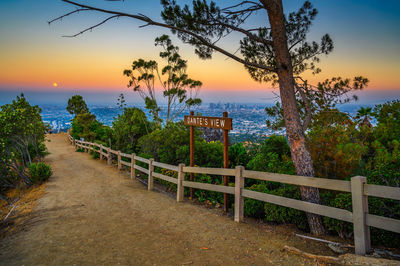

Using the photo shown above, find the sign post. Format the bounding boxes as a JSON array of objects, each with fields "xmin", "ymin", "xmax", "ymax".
[
  {"xmin": 184, "ymin": 112, "xmax": 233, "ymax": 212},
  {"xmin": 222, "ymin": 111, "xmax": 229, "ymax": 213},
  {"xmin": 189, "ymin": 111, "xmax": 195, "ymax": 199}
]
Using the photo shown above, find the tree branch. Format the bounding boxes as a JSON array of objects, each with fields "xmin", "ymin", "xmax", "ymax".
[
  {"xmin": 50, "ymin": 0, "xmax": 276, "ymax": 72},
  {"xmin": 63, "ymin": 15, "xmax": 121, "ymax": 37}
]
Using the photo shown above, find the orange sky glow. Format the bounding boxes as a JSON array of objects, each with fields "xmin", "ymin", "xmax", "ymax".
[{"xmin": 0, "ymin": 0, "xmax": 399, "ymax": 102}]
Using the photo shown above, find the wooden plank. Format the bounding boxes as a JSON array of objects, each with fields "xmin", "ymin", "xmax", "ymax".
[
  {"xmin": 242, "ymin": 189, "xmax": 353, "ymax": 223},
  {"xmin": 182, "ymin": 181, "xmax": 235, "ymax": 195},
  {"xmin": 364, "ymin": 184, "xmax": 400, "ymax": 200},
  {"xmin": 120, "ymin": 160, "xmax": 131, "ymax": 167},
  {"xmin": 153, "ymin": 172, "xmax": 178, "ymax": 184},
  {"xmin": 134, "ymin": 165, "xmax": 149, "ymax": 174},
  {"xmin": 100, "ymin": 152, "xmax": 108, "ymax": 156},
  {"xmin": 153, "ymin": 161, "xmax": 179, "ymax": 172},
  {"xmin": 134, "ymin": 156, "xmax": 150, "ymax": 164},
  {"xmin": 120, "ymin": 152, "xmax": 132, "ymax": 159},
  {"xmin": 183, "ymin": 166, "xmax": 235, "ymax": 176},
  {"xmin": 110, "ymin": 149, "xmax": 118, "ymax": 155},
  {"xmin": 243, "ymin": 170, "xmax": 351, "ymax": 192},
  {"xmin": 366, "ymin": 214, "xmax": 400, "ymax": 234}
]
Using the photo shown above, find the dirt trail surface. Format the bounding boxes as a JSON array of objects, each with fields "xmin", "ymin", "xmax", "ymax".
[{"xmin": 0, "ymin": 133, "xmax": 342, "ymax": 265}]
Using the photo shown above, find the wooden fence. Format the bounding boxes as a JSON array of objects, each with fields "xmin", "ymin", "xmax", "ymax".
[{"xmin": 68, "ymin": 134, "xmax": 400, "ymax": 256}]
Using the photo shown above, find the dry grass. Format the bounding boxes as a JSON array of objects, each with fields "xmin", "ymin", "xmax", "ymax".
[{"xmin": 0, "ymin": 184, "xmax": 46, "ymax": 238}]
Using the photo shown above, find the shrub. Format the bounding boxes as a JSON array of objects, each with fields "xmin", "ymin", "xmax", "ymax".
[
  {"xmin": 263, "ymin": 184, "xmax": 308, "ymax": 230},
  {"xmin": 244, "ymin": 183, "xmax": 267, "ymax": 218},
  {"xmin": 90, "ymin": 150, "xmax": 99, "ymax": 159},
  {"xmin": 322, "ymin": 191, "xmax": 400, "ymax": 247},
  {"xmin": 192, "ymin": 174, "xmax": 223, "ymax": 204},
  {"xmin": 28, "ymin": 162, "xmax": 53, "ymax": 183}
]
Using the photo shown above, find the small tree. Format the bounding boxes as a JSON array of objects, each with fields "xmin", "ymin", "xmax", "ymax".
[
  {"xmin": 356, "ymin": 107, "xmax": 373, "ymax": 128},
  {"xmin": 67, "ymin": 95, "xmax": 89, "ymax": 116},
  {"xmin": 117, "ymin": 93, "xmax": 127, "ymax": 109},
  {"xmin": 112, "ymin": 107, "xmax": 151, "ymax": 153},
  {"xmin": 123, "ymin": 35, "xmax": 202, "ymax": 126}
]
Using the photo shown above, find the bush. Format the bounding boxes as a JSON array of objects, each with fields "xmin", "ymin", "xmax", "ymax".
[
  {"xmin": 244, "ymin": 183, "xmax": 267, "ymax": 218},
  {"xmin": 322, "ymin": 191, "xmax": 400, "ymax": 247},
  {"xmin": 90, "ymin": 150, "xmax": 100, "ymax": 159},
  {"xmin": 28, "ymin": 162, "xmax": 53, "ymax": 183},
  {"xmin": 263, "ymin": 184, "xmax": 308, "ymax": 230}
]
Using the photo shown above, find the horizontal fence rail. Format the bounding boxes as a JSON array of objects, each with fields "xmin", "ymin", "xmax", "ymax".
[{"xmin": 67, "ymin": 134, "xmax": 400, "ymax": 256}]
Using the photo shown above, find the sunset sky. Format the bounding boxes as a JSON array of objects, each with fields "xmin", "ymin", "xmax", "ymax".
[{"xmin": 0, "ymin": 0, "xmax": 399, "ymax": 104}]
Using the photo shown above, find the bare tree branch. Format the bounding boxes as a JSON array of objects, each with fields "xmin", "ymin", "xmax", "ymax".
[
  {"xmin": 63, "ymin": 15, "xmax": 121, "ymax": 37},
  {"xmin": 49, "ymin": 0, "xmax": 276, "ymax": 72},
  {"xmin": 48, "ymin": 8, "xmax": 90, "ymax": 24}
]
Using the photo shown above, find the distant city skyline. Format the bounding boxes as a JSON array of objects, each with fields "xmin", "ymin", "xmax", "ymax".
[
  {"xmin": 1, "ymin": 88, "xmax": 399, "ymax": 106},
  {"xmin": 1, "ymin": 0, "xmax": 399, "ymax": 102}
]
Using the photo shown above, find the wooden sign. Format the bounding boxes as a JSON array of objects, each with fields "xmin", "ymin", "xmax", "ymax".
[
  {"xmin": 184, "ymin": 115, "xmax": 232, "ymax": 130},
  {"xmin": 185, "ymin": 112, "xmax": 232, "ymax": 213}
]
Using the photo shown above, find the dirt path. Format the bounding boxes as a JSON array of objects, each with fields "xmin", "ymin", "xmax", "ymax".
[{"xmin": 0, "ymin": 133, "xmax": 334, "ymax": 265}]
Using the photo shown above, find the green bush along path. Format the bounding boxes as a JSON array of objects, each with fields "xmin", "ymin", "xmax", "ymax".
[{"xmin": 0, "ymin": 133, "xmax": 340, "ymax": 265}]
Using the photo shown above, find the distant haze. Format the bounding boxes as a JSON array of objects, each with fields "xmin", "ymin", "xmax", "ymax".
[{"xmin": 0, "ymin": 89, "xmax": 398, "ymax": 107}]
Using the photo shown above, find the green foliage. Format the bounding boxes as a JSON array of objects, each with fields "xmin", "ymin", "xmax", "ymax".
[
  {"xmin": 229, "ymin": 143, "xmax": 250, "ymax": 168},
  {"xmin": 247, "ymin": 135, "xmax": 295, "ymax": 175},
  {"xmin": 265, "ymin": 77, "xmax": 369, "ymax": 131},
  {"xmin": 71, "ymin": 112, "xmax": 111, "ymax": 144},
  {"xmin": 320, "ymin": 101, "xmax": 400, "ymax": 247},
  {"xmin": 90, "ymin": 150, "xmax": 100, "ymax": 159},
  {"xmin": 28, "ymin": 162, "xmax": 53, "ymax": 183},
  {"xmin": 244, "ymin": 183, "xmax": 267, "ymax": 218},
  {"xmin": 322, "ymin": 192, "xmax": 353, "ymax": 238},
  {"xmin": 322, "ymin": 191, "xmax": 400, "ymax": 247},
  {"xmin": 307, "ymin": 110, "xmax": 366, "ymax": 179},
  {"xmin": 193, "ymin": 174, "xmax": 223, "ymax": 204},
  {"xmin": 264, "ymin": 185, "xmax": 308, "ymax": 230},
  {"xmin": 66, "ymin": 95, "xmax": 89, "ymax": 116},
  {"xmin": 177, "ymin": 140, "xmax": 223, "ymax": 168},
  {"xmin": 71, "ymin": 113, "xmax": 97, "ymax": 141},
  {"xmin": 372, "ymin": 100, "xmax": 400, "ymax": 149},
  {"xmin": 138, "ymin": 122, "xmax": 189, "ymax": 165},
  {"xmin": 0, "ymin": 94, "xmax": 48, "ymax": 189},
  {"xmin": 112, "ymin": 107, "xmax": 151, "ymax": 153}
]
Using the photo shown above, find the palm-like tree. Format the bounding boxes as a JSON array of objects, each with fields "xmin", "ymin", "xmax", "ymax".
[{"xmin": 356, "ymin": 107, "xmax": 373, "ymax": 127}]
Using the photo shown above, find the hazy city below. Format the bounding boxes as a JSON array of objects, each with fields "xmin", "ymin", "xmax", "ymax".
[{"xmin": 40, "ymin": 101, "xmax": 376, "ymax": 143}]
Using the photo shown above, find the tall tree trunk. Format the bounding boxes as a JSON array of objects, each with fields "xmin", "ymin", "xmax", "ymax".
[{"xmin": 262, "ymin": 0, "xmax": 325, "ymax": 235}]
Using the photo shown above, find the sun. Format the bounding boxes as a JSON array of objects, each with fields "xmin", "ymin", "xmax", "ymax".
[{"xmin": 53, "ymin": 82, "xmax": 58, "ymax": 87}]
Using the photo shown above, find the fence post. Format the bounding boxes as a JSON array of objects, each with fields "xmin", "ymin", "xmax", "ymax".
[
  {"xmin": 148, "ymin": 159, "xmax": 154, "ymax": 191},
  {"xmin": 177, "ymin": 163, "xmax": 185, "ymax": 202},
  {"xmin": 130, "ymin": 153, "xmax": 136, "ymax": 179},
  {"xmin": 234, "ymin": 166, "xmax": 244, "ymax": 222},
  {"xmin": 117, "ymin": 151, "xmax": 121, "ymax": 170},
  {"xmin": 89, "ymin": 142, "xmax": 92, "ymax": 153},
  {"xmin": 131, "ymin": 153, "xmax": 136, "ymax": 179},
  {"xmin": 351, "ymin": 176, "xmax": 371, "ymax": 255},
  {"xmin": 99, "ymin": 145, "xmax": 103, "ymax": 160},
  {"xmin": 107, "ymin": 148, "xmax": 112, "ymax": 165},
  {"xmin": 84, "ymin": 142, "xmax": 87, "ymax": 152}
]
